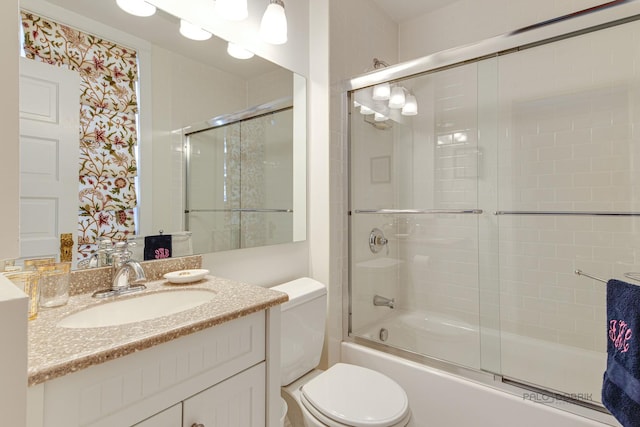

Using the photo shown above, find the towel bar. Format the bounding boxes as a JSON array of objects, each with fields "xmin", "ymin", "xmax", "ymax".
[
  {"xmin": 575, "ymin": 269, "xmax": 607, "ymax": 283},
  {"xmin": 575, "ymin": 269, "xmax": 640, "ymax": 284}
]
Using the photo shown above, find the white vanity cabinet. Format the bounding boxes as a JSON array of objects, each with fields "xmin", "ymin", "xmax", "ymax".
[
  {"xmin": 134, "ymin": 404, "xmax": 181, "ymax": 427},
  {"xmin": 182, "ymin": 362, "xmax": 265, "ymax": 426},
  {"xmin": 134, "ymin": 363, "xmax": 265, "ymax": 427},
  {"xmin": 27, "ymin": 309, "xmax": 277, "ymax": 427}
]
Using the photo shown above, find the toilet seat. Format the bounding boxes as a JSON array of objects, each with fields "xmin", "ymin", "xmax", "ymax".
[{"xmin": 300, "ymin": 363, "xmax": 410, "ymax": 427}]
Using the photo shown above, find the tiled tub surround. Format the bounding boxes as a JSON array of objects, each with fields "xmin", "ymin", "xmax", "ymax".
[{"xmin": 28, "ymin": 268, "xmax": 287, "ymax": 386}]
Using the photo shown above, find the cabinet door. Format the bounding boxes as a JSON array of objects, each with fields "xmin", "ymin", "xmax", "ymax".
[
  {"xmin": 134, "ymin": 403, "xmax": 182, "ymax": 427},
  {"xmin": 183, "ymin": 363, "xmax": 265, "ymax": 427}
]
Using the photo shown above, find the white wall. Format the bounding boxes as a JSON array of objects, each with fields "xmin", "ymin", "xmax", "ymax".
[
  {"xmin": 0, "ymin": 280, "xmax": 27, "ymax": 427},
  {"xmin": 0, "ymin": 0, "xmax": 19, "ymax": 259},
  {"xmin": 0, "ymin": 0, "xmax": 26, "ymax": 424},
  {"xmin": 399, "ymin": 0, "xmax": 616, "ymax": 60},
  {"xmin": 328, "ymin": 0, "xmax": 398, "ymax": 365}
]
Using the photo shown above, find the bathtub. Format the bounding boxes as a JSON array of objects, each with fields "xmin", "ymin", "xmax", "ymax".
[{"xmin": 346, "ymin": 310, "xmax": 617, "ymax": 426}]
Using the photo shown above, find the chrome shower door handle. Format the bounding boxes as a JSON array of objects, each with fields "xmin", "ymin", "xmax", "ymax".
[{"xmin": 369, "ymin": 228, "xmax": 389, "ymax": 254}]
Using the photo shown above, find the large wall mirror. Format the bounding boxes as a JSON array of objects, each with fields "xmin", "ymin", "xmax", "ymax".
[{"xmin": 19, "ymin": 0, "xmax": 306, "ymax": 267}]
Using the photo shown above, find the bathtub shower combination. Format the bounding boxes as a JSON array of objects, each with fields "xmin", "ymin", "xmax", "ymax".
[{"xmin": 346, "ymin": 5, "xmax": 640, "ymax": 425}]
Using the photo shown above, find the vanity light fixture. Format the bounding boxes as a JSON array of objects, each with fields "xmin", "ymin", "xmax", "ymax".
[
  {"xmin": 216, "ymin": 0, "xmax": 248, "ymax": 21},
  {"xmin": 115, "ymin": 0, "xmax": 156, "ymax": 17},
  {"xmin": 260, "ymin": 0, "xmax": 288, "ymax": 45},
  {"xmin": 179, "ymin": 19, "xmax": 212, "ymax": 41},
  {"xmin": 401, "ymin": 94, "xmax": 418, "ymax": 116},
  {"xmin": 227, "ymin": 42, "xmax": 255, "ymax": 59},
  {"xmin": 388, "ymin": 86, "xmax": 406, "ymax": 109}
]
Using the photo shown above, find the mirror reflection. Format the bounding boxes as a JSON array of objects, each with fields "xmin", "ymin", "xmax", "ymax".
[
  {"xmin": 18, "ymin": 0, "xmax": 306, "ymax": 269},
  {"xmin": 184, "ymin": 99, "xmax": 295, "ymax": 253}
]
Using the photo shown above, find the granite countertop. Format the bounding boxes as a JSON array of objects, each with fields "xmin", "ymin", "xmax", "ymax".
[{"xmin": 28, "ymin": 275, "xmax": 288, "ymax": 386}]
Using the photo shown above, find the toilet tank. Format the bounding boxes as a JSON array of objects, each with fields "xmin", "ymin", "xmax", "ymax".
[{"xmin": 271, "ymin": 278, "xmax": 327, "ymax": 386}]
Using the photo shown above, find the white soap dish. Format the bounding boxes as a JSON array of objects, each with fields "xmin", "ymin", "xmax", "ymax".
[{"xmin": 163, "ymin": 269, "xmax": 209, "ymax": 284}]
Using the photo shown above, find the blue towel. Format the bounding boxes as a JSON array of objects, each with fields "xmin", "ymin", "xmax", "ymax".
[
  {"xmin": 144, "ymin": 234, "xmax": 172, "ymax": 260},
  {"xmin": 602, "ymin": 279, "xmax": 640, "ymax": 427}
]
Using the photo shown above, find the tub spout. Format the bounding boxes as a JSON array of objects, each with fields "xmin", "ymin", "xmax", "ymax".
[{"xmin": 373, "ymin": 294, "xmax": 395, "ymax": 309}]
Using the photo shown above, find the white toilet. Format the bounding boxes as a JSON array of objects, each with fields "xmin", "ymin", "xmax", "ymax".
[{"xmin": 273, "ymin": 278, "xmax": 411, "ymax": 427}]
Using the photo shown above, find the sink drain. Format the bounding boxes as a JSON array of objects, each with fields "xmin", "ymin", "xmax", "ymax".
[{"xmin": 379, "ymin": 328, "xmax": 389, "ymax": 342}]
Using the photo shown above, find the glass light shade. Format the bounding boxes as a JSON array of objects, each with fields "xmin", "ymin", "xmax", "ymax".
[
  {"xmin": 116, "ymin": 0, "xmax": 156, "ymax": 17},
  {"xmin": 372, "ymin": 83, "xmax": 390, "ymax": 100},
  {"xmin": 359, "ymin": 105, "xmax": 375, "ymax": 115},
  {"xmin": 388, "ymin": 86, "xmax": 406, "ymax": 109},
  {"xmin": 216, "ymin": 0, "xmax": 248, "ymax": 21},
  {"xmin": 260, "ymin": 1, "xmax": 288, "ymax": 45},
  {"xmin": 179, "ymin": 20, "xmax": 212, "ymax": 41},
  {"xmin": 402, "ymin": 94, "xmax": 418, "ymax": 116},
  {"xmin": 227, "ymin": 42, "xmax": 254, "ymax": 59},
  {"xmin": 374, "ymin": 112, "xmax": 388, "ymax": 122},
  {"xmin": 454, "ymin": 132, "xmax": 468, "ymax": 143}
]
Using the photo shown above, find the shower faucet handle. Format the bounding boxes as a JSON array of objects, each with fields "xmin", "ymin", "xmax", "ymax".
[{"xmin": 369, "ymin": 228, "xmax": 389, "ymax": 255}]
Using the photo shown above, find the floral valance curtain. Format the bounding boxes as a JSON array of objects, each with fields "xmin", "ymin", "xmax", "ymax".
[{"xmin": 20, "ymin": 11, "xmax": 139, "ymax": 262}]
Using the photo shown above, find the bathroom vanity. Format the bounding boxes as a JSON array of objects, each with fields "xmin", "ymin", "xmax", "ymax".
[{"xmin": 26, "ymin": 274, "xmax": 287, "ymax": 427}]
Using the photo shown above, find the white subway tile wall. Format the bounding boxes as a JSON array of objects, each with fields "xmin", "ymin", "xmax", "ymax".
[{"xmin": 497, "ymin": 21, "xmax": 640, "ymax": 354}]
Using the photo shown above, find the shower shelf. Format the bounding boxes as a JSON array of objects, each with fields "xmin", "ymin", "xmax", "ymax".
[
  {"xmin": 352, "ymin": 209, "xmax": 483, "ymax": 215},
  {"xmin": 495, "ymin": 210, "xmax": 640, "ymax": 217}
]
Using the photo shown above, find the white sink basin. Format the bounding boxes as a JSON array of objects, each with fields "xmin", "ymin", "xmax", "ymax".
[{"xmin": 57, "ymin": 289, "xmax": 216, "ymax": 328}]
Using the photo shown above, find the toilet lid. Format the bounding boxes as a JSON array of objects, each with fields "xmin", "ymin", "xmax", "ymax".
[{"xmin": 300, "ymin": 363, "xmax": 409, "ymax": 427}]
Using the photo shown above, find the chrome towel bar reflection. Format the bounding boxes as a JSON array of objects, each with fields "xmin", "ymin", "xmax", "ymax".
[
  {"xmin": 352, "ymin": 209, "xmax": 483, "ymax": 215},
  {"xmin": 574, "ymin": 269, "xmax": 607, "ymax": 283},
  {"xmin": 575, "ymin": 269, "xmax": 640, "ymax": 284},
  {"xmin": 495, "ymin": 211, "xmax": 640, "ymax": 216},
  {"xmin": 185, "ymin": 208, "xmax": 293, "ymax": 213}
]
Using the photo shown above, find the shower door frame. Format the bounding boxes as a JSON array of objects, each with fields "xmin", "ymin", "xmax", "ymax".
[{"xmin": 343, "ymin": 2, "xmax": 640, "ymax": 424}]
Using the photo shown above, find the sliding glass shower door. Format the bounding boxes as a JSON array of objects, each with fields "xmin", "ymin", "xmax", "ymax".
[
  {"xmin": 349, "ymin": 61, "xmax": 483, "ymax": 370},
  {"xmin": 349, "ymin": 15, "xmax": 640, "ymax": 408},
  {"xmin": 185, "ymin": 108, "xmax": 294, "ymax": 254}
]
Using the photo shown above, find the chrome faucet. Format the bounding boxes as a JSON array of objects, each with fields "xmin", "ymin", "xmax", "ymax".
[
  {"xmin": 93, "ymin": 242, "xmax": 147, "ymax": 298},
  {"xmin": 373, "ymin": 294, "xmax": 395, "ymax": 309}
]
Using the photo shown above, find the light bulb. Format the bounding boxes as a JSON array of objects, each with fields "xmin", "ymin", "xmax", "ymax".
[
  {"xmin": 179, "ymin": 19, "xmax": 212, "ymax": 41},
  {"xmin": 116, "ymin": 0, "xmax": 156, "ymax": 17},
  {"xmin": 216, "ymin": 0, "xmax": 248, "ymax": 21},
  {"xmin": 401, "ymin": 94, "xmax": 418, "ymax": 116},
  {"xmin": 372, "ymin": 83, "xmax": 390, "ymax": 100},
  {"xmin": 374, "ymin": 112, "xmax": 388, "ymax": 122},
  {"xmin": 227, "ymin": 42, "xmax": 254, "ymax": 59},
  {"xmin": 359, "ymin": 105, "xmax": 375, "ymax": 115},
  {"xmin": 388, "ymin": 86, "xmax": 406, "ymax": 109},
  {"xmin": 260, "ymin": 0, "xmax": 288, "ymax": 45}
]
